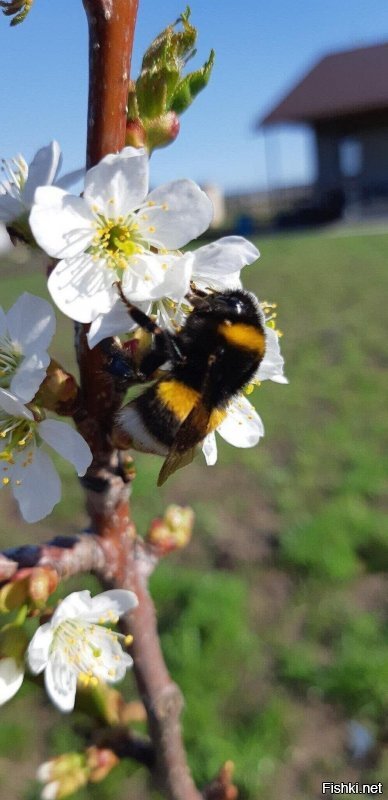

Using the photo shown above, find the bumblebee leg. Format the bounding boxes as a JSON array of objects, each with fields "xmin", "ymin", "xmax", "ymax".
[
  {"xmin": 114, "ymin": 281, "xmax": 185, "ymax": 369},
  {"xmin": 114, "ymin": 281, "xmax": 162, "ymax": 335}
]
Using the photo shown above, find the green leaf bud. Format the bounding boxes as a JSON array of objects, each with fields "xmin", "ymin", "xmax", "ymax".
[{"xmin": 171, "ymin": 49, "xmax": 215, "ymax": 114}]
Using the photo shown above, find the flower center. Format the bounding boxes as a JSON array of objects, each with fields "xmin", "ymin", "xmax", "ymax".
[
  {"xmin": 50, "ymin": 618, "xmax": 130, "ymax": 686},
  {"xmin": 88, "ymin": 216, "xmax": 145, "ymax": 272},
  {"xmin": 0, "ymin": 336, "xmax": 23, "ymax": 389}
]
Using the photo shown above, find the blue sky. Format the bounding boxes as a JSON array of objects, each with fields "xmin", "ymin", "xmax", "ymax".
[{"xmin": 1, "ymin": 0, "xmax": 388, "ymax": 192}]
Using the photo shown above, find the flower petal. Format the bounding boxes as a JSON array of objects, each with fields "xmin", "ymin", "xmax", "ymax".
[
  {"xmin": 12, "ymin": 448, "xmax": 61, "ymax": 523},
  {"xmin": 0, "ymin": 223, "xmax": 12, "ymax": 255},
  {"xmin": 6, "ymin": 293, "xmax": 56, "ymax": 354},
  {"xmin": 55, "ymin": 167, "xmax": 85, "ymax": 191},
  {"xmin": 0, "ymin": 388, "xmax": 33, "ymax": 419},
  {"xmin": 39, "ymin": 419, "xmax": 92, "ymax": 476},
  {"xmin": 42, "ymin": 781, "xmax": 60, "ymax": 800},
  {"xmin": 192, "ymin": 236, "xmax": 259, "ymax": 288},
  {"xmin": 44, "ymin": 654, "xmax": 77, "ymax": 713},
  {"xmin": 51, "ymin": 590, "xmax": 95, "ymax": 626},
  {"xmin": 141, "ymin": 179, "xmax": 213, "ymax": 249},
  {"xmin": 27, "ymin": 622, "xmax": 53, "ymax": 674},
  {"xmin": 0, "ymin": 657, "xmax": 24, "ymax": 705},
  {"xmin": 22, "ymin": 142, "xmax": 62, "ymax": 207},
  {"xmin": 121, "ymin": 251, "xmax": 193, "ymax": 304},
  {"xmin": 86, "ymin": 590, "xmax": 138, "ymax": 623},
  {"xmin": 217, "ymin": 395, "xmax": 264, "ymax": 448},
  {"xmin": 87, "ymin": 298, "xmax": 151, "ymax": 349},
  {"xmin": 202, "ymin": 432, "xmax": 218, "ymax": 465},
  {"xmin": 30, "ymin": 186, "xmax": 94, "ymax": 259},
  {"xmin": 10, "ymin": 352, "xmax": 50, "ymax": 403},
  {"xmin": 257, "ymin": 326, "xmax": 288, "ymax": 384},
  {"xmin": 84, "ymin": 147, "xmax": 149, "ymax": 217},
  {"xmin": 47, "ymin": 256, "xmax": 117, "ymax": 323}
]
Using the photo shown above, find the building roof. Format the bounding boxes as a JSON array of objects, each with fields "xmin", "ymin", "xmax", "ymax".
[{"xmin": 259, "ymin": 42, "xmax": 388, "ymax": 127}]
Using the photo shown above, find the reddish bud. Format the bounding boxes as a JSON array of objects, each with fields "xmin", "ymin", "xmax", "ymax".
[
  {"xmin": 28, "ymin": 567, "xmax": 58, "ymax": 605},
  {"xmin": 147, "ymin": 504, "xmax": 194, "ymax": 553},
  {"xmin": 125, "ymin": 118, "xmax": 147, "ymax": 149},
  {"xmin": 87, "ymin": 747, "xmax": 119, "ymax": 783}
]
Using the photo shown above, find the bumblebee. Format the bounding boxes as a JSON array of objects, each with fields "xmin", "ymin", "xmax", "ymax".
[{"xmin": 110, "ymin": 283, "xmax": 266, "ymax": 485}]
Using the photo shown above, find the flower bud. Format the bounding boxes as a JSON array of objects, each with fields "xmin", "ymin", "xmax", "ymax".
[
  {"xmin": 0, "ymin": 567, "xmax": 58, "ymax": 612},
  {"xmin": 145, "ymin": 112, "xmax": 180, "ymax": 151},
  {"xmin": 35, "ymin": 360, "xmax": 79, "ymax": 414},
  {"xmin": 0, "ymin": 576, "xmax": 29, "ymax": 612},
  {"xmin": 125, "ymin": 118, "xmax": 147, "ymax": 149},
  {"xmin": 0, "ymin": 0, "xmax": 33, "ymax": 27},
  {"xmin": 37, "ymin": 753, "xmax": 88, "ymax": 800},
  {"xmin": 28, "ymin": 567, "xmax": 58, "ymax": 606},
  {"xmin": 86, "ymin": 747, "xmax": 119, "ymax": 783},
  {"xmin": 126, "ymin": 7, "xmax": 214, "ymax": 153},
  {"xmin": 147, "ymin": 504, "xmax": 194, "ymax": 553}
]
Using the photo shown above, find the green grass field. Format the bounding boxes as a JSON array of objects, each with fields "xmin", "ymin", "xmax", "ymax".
[{"xmin": 0, "ymin": 228, "xmax": 387, "ymax": 799}]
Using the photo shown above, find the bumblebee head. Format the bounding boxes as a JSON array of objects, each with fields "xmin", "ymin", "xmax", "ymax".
[{"xmin": 208, "ymin": 289, "xmax": 262, "ymax": 325}]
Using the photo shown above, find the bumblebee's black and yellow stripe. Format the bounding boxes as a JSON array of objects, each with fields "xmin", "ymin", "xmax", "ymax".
[{"xmin": 114, "ymin": 289, "xmax": 266, "ymax": 483}]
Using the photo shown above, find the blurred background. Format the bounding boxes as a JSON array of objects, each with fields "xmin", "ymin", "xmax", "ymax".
[{"xmin": 0, "ymin": 1, "xmax": 388, "ymax": 798}]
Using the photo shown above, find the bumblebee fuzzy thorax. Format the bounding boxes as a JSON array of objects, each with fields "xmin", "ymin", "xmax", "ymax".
[{"xmin": 112, "ymin": 289, "xmax": 267, "ymax": 482}]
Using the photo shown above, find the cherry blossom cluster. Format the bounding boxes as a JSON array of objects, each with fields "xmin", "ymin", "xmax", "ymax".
[
  {"xmin": 0, "ymin": 589, "xmax": 138, "ymax": 713},
  {"xmin": 0, "ymin": 141, "xmax": 287, "ymax": 520}
]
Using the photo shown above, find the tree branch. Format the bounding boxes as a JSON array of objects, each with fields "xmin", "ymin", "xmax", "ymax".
[
  {"xmin": 76, "ymin": 3, "xmax": 235, "ymax": 798},
  {"xmin": 0, "ymin": 533, "xmax": 107, "ymax": 583}
]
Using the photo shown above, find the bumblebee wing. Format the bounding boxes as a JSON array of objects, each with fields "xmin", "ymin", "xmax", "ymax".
[{"xmin": 157, "ymin": 401, "xmax": 212, "ymax": 486}]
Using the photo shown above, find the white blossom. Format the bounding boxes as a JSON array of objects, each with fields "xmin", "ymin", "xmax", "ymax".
[
  {"xmin": 0, "ymin": 389, "xmax": 92, "ymax": 523},
  {"xmin": 29, "ymin": 146, "xmax": 213, "ymax": 324},
  {"xmin": 0, "ymin": 142, "xmax": 81, "ymax": 228},
  {"xmin": 0, "ymin": 293, "xmax": 56, "ymax": 402},
  {"xmin": 27, "ymin": 589, "xmax": 138, "ymax": 713},
  {"xmin": 87, "ymin": 235, "xmax": 259, "ymax": 347}
]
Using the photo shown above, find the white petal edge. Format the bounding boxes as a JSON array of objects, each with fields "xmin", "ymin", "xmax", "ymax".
[
  {"xmin": 121, "ymin": 251, "xmax": 193, "ymax": 304},
  {"xmin": 44, "ymin": 654, "xmax": 77, "ymax": 713},
  {"xmin": 42, "ymin": 781, "xmax": 60, "ymax": 800},
  {"xmin": 39, "ymin": 419, "xmax": 92, "ymax": 476},
  {"xmin": 0, "ymin": 388, "xmax": 33, "ymax": 419},
  {"xmin": 51, "ymin": 590, "xmax": 95, "ymax": 626},
  {"xmin": 12, "ymin": 448, "xmax": 61, "ymax": 523},
  {"xmin": 217, "ymin": 395, "xmax": 265, "ymax": 448},
  {"xmin": 0, "ymin": 224, "xmax": 12, "ymax": 255},
  {"xmin": 257, "ymin": 326, "xmax": 288, "ymax": 384},
  {"xmin": 22, "ymin": 142, "xmax": 62, "ymax": 208},
  {"xmin": 30, "ymin": 186, "xmax": 95, "ymax": 259},
  {"xmin": 87, "ymin": 298, "xmax": 148, "ymax": 349},
  {"xmin": 47, "ymin": 257, "xmax": 117, "ymax": 323},
  {"xmin": 27, "ymin": 622, "xmax": 53, "ymax": 674},
  {"xmin": 192, "ymin": 236, "xmax": 260, "ymax": 282},
  {"xmin": 83, "ymin": 147, "xmax": 149, "ymax": 218},
  {"xmin": 6, "ymin": 292, "xmax": 56, "ymax": 354},
  {"xmin": 10, "ymin": 353, "xmax": 50, "ymax": 403},
  {"xmin": 202, "ymin": 432, "xmax": 218, "ymax": 465},
  {"xmin": 142, "ymin": 179, "xmax": 213, "ymax": 249},
  {"xmin": 87, "ymin": 589, "xmax": 138, "ymax": 622},
  {"xmin": 0, "ymin": 657, "xmax": 24, "ymax": 705}
]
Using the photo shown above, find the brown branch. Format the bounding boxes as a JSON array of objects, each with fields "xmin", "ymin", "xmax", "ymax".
[
  {"xmin": 0, "ymin": 533, "xmax": 107, "ymax": 583},
  {"xmin": 76, "ymin": 3, "xmax": 235, "ymax": 799},
  {"xmin": 82, "ymin": 0, "xmax": 139, "ymax": 168}
]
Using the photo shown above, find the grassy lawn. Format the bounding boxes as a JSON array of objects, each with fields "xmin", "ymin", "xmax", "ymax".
[{"xmin": 0, "ymin": 228, "xmax": 387, "ymax": 799}]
